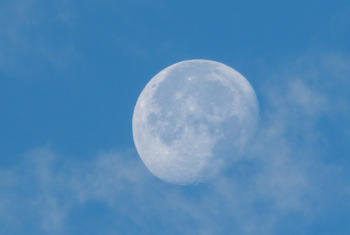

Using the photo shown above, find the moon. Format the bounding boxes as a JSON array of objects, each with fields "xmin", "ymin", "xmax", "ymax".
[{"xmin": 132, "ymin": 60, "xmax": 259, "ymax": 185}]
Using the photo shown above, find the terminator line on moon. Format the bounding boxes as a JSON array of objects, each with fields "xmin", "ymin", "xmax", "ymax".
[{"xmin": 132, "ymin": 60, "xmax": 259, "ymax": 185}]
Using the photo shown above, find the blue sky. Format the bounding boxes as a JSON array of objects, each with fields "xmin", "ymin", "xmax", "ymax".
[{"xmin": 1, "ymin": 0, "xmax": 350, "ymax": 234}]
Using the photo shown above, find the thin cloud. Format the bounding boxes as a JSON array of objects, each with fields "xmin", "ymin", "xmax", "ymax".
[
  {"xmin": 0, "ymin": 0, "xmax": 78, "ymax": 74},
  {"xmin": 0, "ymin": 54, "xmax": 350, "ymax": 234}
]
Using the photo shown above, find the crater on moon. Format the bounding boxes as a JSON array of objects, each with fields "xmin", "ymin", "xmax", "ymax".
[{"xmin": 132, "ymin": 60, "xmax": 259, "ymax": 185}]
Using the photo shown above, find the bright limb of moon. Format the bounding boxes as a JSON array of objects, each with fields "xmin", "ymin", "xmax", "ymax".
[{"xmin": 132, "ymin": 60, "xmax": 259, "ymax": 185}]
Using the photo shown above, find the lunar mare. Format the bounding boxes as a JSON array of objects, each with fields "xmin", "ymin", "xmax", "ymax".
[{"xmin": 132, "ymin": 60, "xmax": 259, "ymax": 185}]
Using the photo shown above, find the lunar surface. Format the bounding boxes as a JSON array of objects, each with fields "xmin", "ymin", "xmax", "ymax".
[{"xmin": 132, "ymin": 60, "xmax": 259, "ymax": 185}]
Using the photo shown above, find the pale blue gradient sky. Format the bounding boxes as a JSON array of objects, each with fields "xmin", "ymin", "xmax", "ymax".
[{"xmin": 1, "ymin": 1, "xmax": 350, "ymax": 234}]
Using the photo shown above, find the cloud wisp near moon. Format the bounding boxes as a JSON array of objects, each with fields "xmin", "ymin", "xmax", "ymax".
[{"xmin": 1, "ymin": 55, "xmax": 350, "ymax": 235}]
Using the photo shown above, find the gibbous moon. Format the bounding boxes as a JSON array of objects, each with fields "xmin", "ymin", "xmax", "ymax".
[{"xmin": 132, "ymin": 60, "xmax": 259, "ymax": 185}]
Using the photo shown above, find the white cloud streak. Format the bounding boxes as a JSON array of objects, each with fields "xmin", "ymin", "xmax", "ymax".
[
  {"xmin": 0, "ymin": 0, "xmax": 78, "ymax": 74},
  {"xmin": 0, "ymin": 54, "xmax": 350, "ymax": 234}
]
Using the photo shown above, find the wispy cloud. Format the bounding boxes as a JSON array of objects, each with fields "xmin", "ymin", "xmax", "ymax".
[
  {"xmin": 0, "ymin": 53, "xmax": 350, "ymax": 234},
  {"xmin": 0, "ymin": 0, "xmax": 78, "ymax": 74}
]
